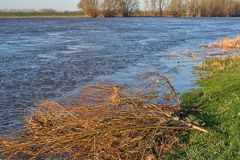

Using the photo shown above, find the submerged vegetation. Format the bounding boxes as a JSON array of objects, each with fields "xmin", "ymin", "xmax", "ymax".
[
  {"xmin": 0, "ymin": 73, "xmax": 207, "ymax": 159},
  {"xmin": 202, "ymin": 35, "xmax": 240, "ymax": 50}
]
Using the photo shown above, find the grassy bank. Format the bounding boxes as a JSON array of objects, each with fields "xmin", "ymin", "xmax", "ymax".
[
  {"xmin": 0, "ymin": 12, "xmax": 85, "ymax": 18},
  {"xmin": 170, "ymin": 56, "xmax": 240, "ymax": 159}
]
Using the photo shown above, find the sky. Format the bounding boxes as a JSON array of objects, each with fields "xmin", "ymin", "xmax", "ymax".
[
  {"xmin": 0, "ymin": 0, "xmax": 80, "ymax": 11},
  {"xmin": 0, "ymin": 0, "xmax": 145, "ymax": 11}
]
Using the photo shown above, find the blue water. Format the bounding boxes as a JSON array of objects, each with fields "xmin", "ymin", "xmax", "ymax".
[{"xmin": 0, "ymin": 17, "xmax": 240, "ymax": 132}]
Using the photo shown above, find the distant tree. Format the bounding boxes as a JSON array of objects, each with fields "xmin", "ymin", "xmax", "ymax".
[
  {"xmin": 40, "ymin": 9, "xmax": 56, "ymax": 13},
  {"xmin": 144, "ymin": 0, "xmax": 158, "ymax": 16},
  {"xmin": 144, "ymin": 0, "xmax": 151, "ymax": 15},
  {"xmin": 158, "ymin": 0, "xmax": 166, "ymax": 15},
  {"xmin": 118, "ymin": 0, "xmax": 140, "ymax": 17},
  {"xmin": 168, "ymin": 0, "xmax": 185, "ymax": 17},
  {"xmin": 229, "ymin": 0, "xmax": 240, "ymax": 16},
  {"xmin": 187, "ymin": 0, "xmax": 200, "ymax": 17},
  {"xmin": 151, "ymin": 0, "xmax": 159, "ymax": 15},
  {"xmin": 78, "ymin": 0, "xmax": 101, "ymax": 17},
  {"xmin": 77, "ymin": 0, "xmax": 240, "ymax": 17},
  {"xmin": 102, "ymin": 0, "xmax": 119, "ymax": 17},
  {"xmin": 200, "ymin": 0, "xmax": 226, "ymax": 17},
  {"xmin": 199, "ymin": 0, "xmax": 208, "ymax": 16}
]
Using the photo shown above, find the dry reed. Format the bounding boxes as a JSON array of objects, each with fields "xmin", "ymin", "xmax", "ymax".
[
  {"xmin": 201, "ymin": 35, "xmax": 240, "ymax": 50},
  {"xmin": 0, "ymin": 72, "xmax": 207, "ymax": 160}
]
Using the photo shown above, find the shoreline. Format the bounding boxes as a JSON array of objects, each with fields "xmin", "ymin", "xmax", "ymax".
[
  {"xmin": 170, "ymin": 55, "xmax": 240, "ymax": 159},
  {"xmin": 0, "ymin": 16, "xmax": 88, "ymax": 19},
  {"xmin": 1, "ymin": 15, "xmax": 240, "ymax": 19}
]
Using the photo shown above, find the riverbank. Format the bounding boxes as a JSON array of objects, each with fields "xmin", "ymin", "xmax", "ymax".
[
  {"xmin": 0, "ymin": 12, "xmax": 85, "ymax": 18},
  {"xmin": 1, "ymin": 12, "xmax": 240, "ymax": 18},
  {"xmin": 169, "ymin": 56, "xmax": 240, "ymax": 159}
]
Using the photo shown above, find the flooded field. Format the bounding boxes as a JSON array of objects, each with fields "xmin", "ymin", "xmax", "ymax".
[{"xmin": 0, "ymin": 17, "xmax": 240, "ymax": 132}]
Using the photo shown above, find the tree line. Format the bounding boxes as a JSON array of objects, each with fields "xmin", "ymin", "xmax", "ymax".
[
  {"xmin": 78, "ymin": 0, "xmax": 240, "ymax": 17},
  {"xmin": 78, "ymin": 0, "xmax": 139, "ymax": 17}
]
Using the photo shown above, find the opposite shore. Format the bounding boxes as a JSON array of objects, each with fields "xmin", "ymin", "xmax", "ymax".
[{"xmin": 1, "ymin": 15, "xmax": 240, "ymax": 19}]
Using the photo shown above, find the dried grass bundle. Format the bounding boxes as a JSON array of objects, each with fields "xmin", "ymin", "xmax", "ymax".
[{"xmin": 0, "ymin": 72, "xmax": 206, "ymax": 160}]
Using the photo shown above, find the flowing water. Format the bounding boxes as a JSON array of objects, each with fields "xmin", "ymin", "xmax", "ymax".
[{"xmin": 0, "ymin": 17, "xmax": 240, "ymax": 132}]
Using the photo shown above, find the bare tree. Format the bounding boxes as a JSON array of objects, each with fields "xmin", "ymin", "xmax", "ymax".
[
  {"xmin": 144, "ymin": 0, "xmax": 151, "ymax": 15},
  {"xmin": 118, "ymin": 0, "xmax": 140, "ymax": 17},
  {"xmin": 78, "ymin": 0, "xmax": 101, "ymax": 17},
  {"xmin": 228, "ymin": 0, "xmax": 240, "ymax": 16},
  {"xmin": 200, "ymin": 0, "xmax": 226, "ymax": 16},
  {"xmin": 151, "ymin": 0, "xmax": 159, "ymax": 16},
  {"xmin": 102, "ymin": 0, "xmax": 119, "ymax": 17},
  {"xmin": 168, "ymin": 0, "xmax": 185, "ymax": 17},
  {"xmin": 187, "ymin": 0, "xmax": 200, "ymax": 16},
  {"xmin": 144, "ymin": 0, "xmax": 158, "ymax": 16},
  {"xmin": 158, "ymin": 0, "xmax": 166, "ymax": 15}
]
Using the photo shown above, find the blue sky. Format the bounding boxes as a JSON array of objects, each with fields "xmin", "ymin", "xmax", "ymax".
[{"xmin": 0, "ymin": 0, "xmax": 80, "ymax": 11}]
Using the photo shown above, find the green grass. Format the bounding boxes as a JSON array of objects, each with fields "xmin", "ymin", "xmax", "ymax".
[
  {"xmin": 169, "ymin": 56, "xmax": 240, "ymax": 159},
  {"xmin": 0, "ymin": 12, "xmax": 85, "ymax": 18}
]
